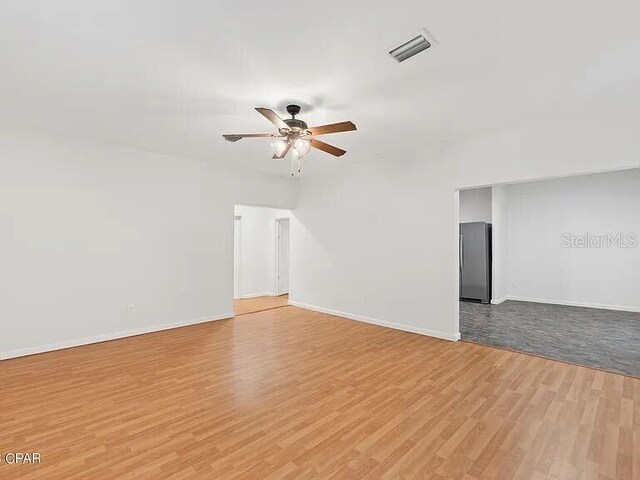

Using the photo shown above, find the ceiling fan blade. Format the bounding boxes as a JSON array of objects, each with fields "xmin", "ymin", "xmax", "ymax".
[
  {"xmin": 223, "ymin": 133, "xmax": 278, "ymax": 142},
  {"xmin": 307, "ymin": 121, "xmax": 356, "ymax": 136},
  {"xmin": 310, "ymin": 139, "xmax": 346, "ymax": 157},
  {"xmin": 272, "ymin": 141, "xmax": 292, "ymax": 159},
  {"xmin": 255, "ymin": 107, "xmax": 289, "ymax": 131}
]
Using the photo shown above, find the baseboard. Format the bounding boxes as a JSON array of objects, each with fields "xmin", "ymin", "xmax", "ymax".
[
  {"xmin": 505, "ymin": 295, "xmax": 640, "ymax": 313},
  {"xmin": 0, "ymin": 312, "xmax": 234, "ymax": 361},
  {"xmin": 236, "ymin": 292, "xmax": 275, "ymax": 299},
  {"xmin": 491, "ymin": 297, "xmax": 508, "ymax": 305},
  {"xmin": 288, "ymin": 300, "xmax": 460, "ymax": 342}
]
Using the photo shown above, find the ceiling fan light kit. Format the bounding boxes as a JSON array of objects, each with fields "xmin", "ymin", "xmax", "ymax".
[{"xmin": 223, "ymin": 104, "xmax": 356, "ymax": 176}]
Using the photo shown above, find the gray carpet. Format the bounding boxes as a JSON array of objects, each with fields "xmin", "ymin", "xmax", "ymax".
[{"xmin": 460, "ymin": 300, "xmax": 640, "ymax": 377}]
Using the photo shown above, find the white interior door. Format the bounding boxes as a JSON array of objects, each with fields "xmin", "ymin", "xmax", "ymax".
[
  {"xmin": 276, "ymin": 219, "xmax": 290, "ymax": 295},
  {"xmin": 233, "ymin": 216, "xmax": 242, "ymax": 299}
]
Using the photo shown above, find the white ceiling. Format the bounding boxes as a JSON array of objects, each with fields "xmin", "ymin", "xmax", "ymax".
[{"xmin": 1, "ymin": 0, "xmax": 639, "ymax": 176}]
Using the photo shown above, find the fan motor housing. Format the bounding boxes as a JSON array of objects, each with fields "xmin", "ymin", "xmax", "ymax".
[
  {"xmin": 283, "ymin": 118, "xmax": 308, "ymax": 131},
  {"xmin": 280, "ymin": 104, "xmax": 308, "ymax": 135}
]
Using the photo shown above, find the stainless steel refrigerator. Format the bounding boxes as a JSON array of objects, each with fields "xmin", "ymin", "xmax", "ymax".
[{"xmin": 459, "ymin": 222, "xmax": 492, "ymax": 303}]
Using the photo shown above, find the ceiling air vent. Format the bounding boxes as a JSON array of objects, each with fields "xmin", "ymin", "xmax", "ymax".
[{"xmin": 389, "ymin": 29, "xmax": 436, "ymax": 63}]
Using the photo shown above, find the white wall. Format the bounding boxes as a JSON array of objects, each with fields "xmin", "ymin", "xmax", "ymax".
[
  {"xmin": 0, "ymin": 128, "xmax": 294, "ymax": 359},
  {"xmin": 504, "ymin": 169, "xmax": 640, "ymax": 311},
  {"xmin": 491, "ymin": 185, "xmax": 508, "ymax": 303},
  {"xmin": 234, "ymin": 205, "xmax": 290, "ymax": 298},
  {"xmin": 290, "ymin": 156, "xmax": 462, "ymax": 340},
  {"xmin": 459, "ymin": 187, "xmax": 492, "ymax": 223},
  {"xmin": 290, "ymin": 101, "xmax": 640, "ymax": 340}
]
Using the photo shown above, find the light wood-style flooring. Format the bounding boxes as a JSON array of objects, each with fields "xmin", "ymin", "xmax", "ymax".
[
  {"xmin": 1, "ymin": 306, "xmax": 638, "ymax": 479},
  {"xmin": 234, "ymin": 294, "xmax": 289, "ymax": 316}
]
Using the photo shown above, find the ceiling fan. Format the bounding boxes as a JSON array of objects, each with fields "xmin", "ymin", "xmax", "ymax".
[{"xmin": 223, "ymin": 104, "xmax": 356, "ymax": 168}]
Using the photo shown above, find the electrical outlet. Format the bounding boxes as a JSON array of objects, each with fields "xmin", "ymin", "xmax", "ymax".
[{"xmin": 126, "ymin": 305, "xmax": 134, "ymax": 315}]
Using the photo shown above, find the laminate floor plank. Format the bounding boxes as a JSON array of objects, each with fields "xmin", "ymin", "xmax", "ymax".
[{"xmin": 234, "ymin": 295, "xmax": 288, "ymax": 316}]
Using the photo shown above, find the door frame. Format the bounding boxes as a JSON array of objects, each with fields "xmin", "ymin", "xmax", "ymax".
[
  {"xmin": 274, "ymin": 217, "xmax": 290, "ymax": 296},
  {"xmin": 233, "ymin": 215, "xmax": 242, "ymax": 299}
]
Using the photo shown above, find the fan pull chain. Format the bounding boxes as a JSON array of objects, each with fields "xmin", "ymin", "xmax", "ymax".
[{"xmin": 290, "ymin": 151, "xmax": 302, "ymax": 176}]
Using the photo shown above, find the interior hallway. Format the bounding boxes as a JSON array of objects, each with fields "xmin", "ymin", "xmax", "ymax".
[
  {"xmin": 1, "ymin": 305, "xmax": 638, "ymax": 479},
  {"xmin": 234, "ymin": 294, "xmax": 289, "ymax": 316}
]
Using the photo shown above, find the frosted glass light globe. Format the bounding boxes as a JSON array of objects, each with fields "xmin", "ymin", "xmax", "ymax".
[
  {"xmin": 293, "ymin": 138, "xmax": 311, "ymax": 157},
  {"xmin": 271, "ymin": 140, "xmax": 288, "ymax": 156}
]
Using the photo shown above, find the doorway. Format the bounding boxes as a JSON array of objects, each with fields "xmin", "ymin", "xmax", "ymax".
[
  {"xmin": 233, "ymin": 215, "xmax": 242, "ymax": 299},
  {"xmin": 275, "ymin": 218, "xmax": 290, "ymax": 296},
  {"xmin": 457, "ymin": 170, "xmax": 640, "ymax": 377},
  {"xmin": 233, "ymin": 205, "xmax": 292, "ymax": 316}
]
